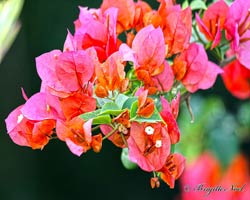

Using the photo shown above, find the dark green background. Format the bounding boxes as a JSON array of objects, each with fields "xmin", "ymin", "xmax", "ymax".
[{"xmin": 0, "ymin": 0, "xmax": 179, "ymax": 199}]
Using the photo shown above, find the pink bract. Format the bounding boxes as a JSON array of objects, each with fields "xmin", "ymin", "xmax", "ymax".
[
  {"xmin": 128, "ymin": 122, "xmax": 171, "ymax": 172},
  {"xmin": 56, "ymin": 118, "xmax": 93, "ymax": 156},
  {"xmin": 173, "ymin": 43, "xmax": 223, "ymax": 92},
  {"xmin": 195, "ymin": 0, "xmax": 229, "ymax": 49},
  {"xmin": 160, "ymin": 95, "xmax": 180, "ymax": 144},
  {"xmin": 224, "ymin": 0, "xmax": 250, "ymax": 68},
  {"xmin": 132, "ymin": 25, "xmax": 165, "ymax": 71},
  {"xmin": 222, "ymin": 59, "xmax": 250, "ymax": 99}
]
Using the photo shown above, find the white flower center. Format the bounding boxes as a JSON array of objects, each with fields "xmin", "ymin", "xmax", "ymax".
[
  {"xmin": 155, "ymin": 140, "xmax": 162, "ymax": 148},
  {"xmin": 145, "ymin": 126, "xmax": 154, "ymax": 135},
  {"xmin": 17, "ymin": 114, "xmax": 24, "ymax": 124}
]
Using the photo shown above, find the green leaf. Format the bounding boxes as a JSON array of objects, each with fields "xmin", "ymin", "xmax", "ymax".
[
  {"xmin": 122, "ymin": 97, "xmax": 138, "ymax": 109},
  {"xmin": 133, "ymin": 108, "xmax": 163, "ymax": 123},
  {"xmin": 182, "ymin": 0, "xmax": 189, "ymax": 9},
  {"xmin": 80, "ymin": 109, "xmax": 111, "ymax": 125},
  {"xmin": 115, "ymin": 94, "xmax": 129, "ymax": 109},
  {"xmin": 80, "ymin": 110, "xmax": 101, "ymax": 121},
  {"xmin": 126, "ymin": 68, "xmax": 137, "ymax": 79},
  {"xmin": 95, "ymin": 97, "xmax": 112, "ymax": 107},
  {"xmin": 92, "ymin": 114, "xmax": 111, "ymax": 125},
  {"xmin": 190, "ymin": 0, "xmax": 207, "ymax": 10},
  {"xmin": 130, "ymin": 101, "xmax": 138, "ymax": 119},
  {"xmin": 80, "ymin": 110, "xmax": 111, "ymax": 125},
  {"xmin": 100, "ymin": 102, "xmax": 124, "ymax": 116},
  {"xmin": 121, "ymin": 148, "xmax": 137, "ymax": 170},
  {"xmin": 0, "ymin": 0, "xmax": 24, "ymax": 63}
]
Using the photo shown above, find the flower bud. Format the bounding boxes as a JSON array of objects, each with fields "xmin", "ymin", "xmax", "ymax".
[
  {"xmin": 91, "ymin": 134, "xmax": 102, "ymax": 153},
  {"xmin": 150, "ymin": 177, "xmax": 160, "ymax": 189}
]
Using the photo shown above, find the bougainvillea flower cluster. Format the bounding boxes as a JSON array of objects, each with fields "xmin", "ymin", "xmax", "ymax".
[{"xmin": 5, "ymin": 0, "xmax": 249, "ymax": 189}]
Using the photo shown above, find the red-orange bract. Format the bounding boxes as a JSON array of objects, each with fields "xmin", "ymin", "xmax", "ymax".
[
  {"xmin": 222, "ymin": 59, "xmax": 250, "ymax": 99},
  {"xmin": 159, "ymin": 153, "xmax": 185, "ymax": 188},
  {"xmin": 158, "ymin": 2, "xmax": 192, "ymax": 57},
  {"xmin": 5, "ymin": 105, "xmax": 56, "ymax": 150},
  {"xmin": 101, "ymin": 0, "xmax": 135, "ymax": 33},
  {"xmin": 137, "ymin": 90, "xmax": 155, "ymax": 118},
  {"xmin": 60, "ymin": 93, "xmax": 96, "ymax": 120},
  {"xmin": 160, "ymin": 95, "xmax": 180, "ymax": 144},
  {"xmin": 196, "ymin": 0, "xmax": 229, "ymax": 49},
  {"xmin": 56, "ymin": 118, "xmax": 93, "ymax": 156},
  {"xmin": 173, "ymin": 43, "xmax": 223, "ymax": 92},
  {"xmin": 127, "ymin": 122, "xmax": 171, "ymax": 172},
  {"xmin": 95, "ymin": 51, "xmax": 128, "ymax": 98}
]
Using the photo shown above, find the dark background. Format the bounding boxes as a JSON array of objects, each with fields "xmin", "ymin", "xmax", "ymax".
[{"xmin": 0, "ymin": 0, "xmax": 180, "ymax": 199}]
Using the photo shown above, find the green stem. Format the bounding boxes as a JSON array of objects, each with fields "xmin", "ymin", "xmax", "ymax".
[
  {"xmin": 91, "ymin": 125, "xmax": 100, "ymax": 132},
  {"xmin": 208, "ymin": 48, "xmax": 222, "ymax": 63},
  {"xmin": 120, "ymin": 132, "xmax": 128, "ymax": 148},
  {"xmin": 49, "ymin": 135, "xmax": 58, "ymax": 140},
  {"xmin": 102, "ymin": 125, "xmax": 118, "ymax": 141},
  {"xmin": 180, "ymin": 91, "xmax": 191, "ymax": 103},
  {"xmin": 220, "ymin": 56, "xmax": 236, "ymax": 67},
  {"xmin": 193, "ymin": 24, "xmax": 206, "ymax": 46},
  {"xmin": 185, "ymin": 95, "xmax": 194, "ymax": 123}
]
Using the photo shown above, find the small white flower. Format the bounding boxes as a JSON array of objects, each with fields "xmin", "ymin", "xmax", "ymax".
[
  {"xmin": 155, "ymin": 140, "xmax": 162, "ymax": 148},
  {"xmin": 145, "ymin": 126, "xmax": 154, "ymax": 135}
]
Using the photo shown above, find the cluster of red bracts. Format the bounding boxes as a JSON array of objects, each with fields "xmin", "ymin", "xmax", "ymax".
[
  {"xmin": 195, "ymin": 0, "xmax": 250, "ymax": 99},
  {"xmin": 6, "ymin": 0, "xmax": 246, "ymax": 189}
]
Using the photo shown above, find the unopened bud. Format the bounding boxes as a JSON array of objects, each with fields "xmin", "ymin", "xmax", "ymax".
[
  {"xmin": 150, "ymin": 177, "xmax": 160, "ymax": 189},
  {"xmin": 91, "ymin": 134, "xmax": 102, "ymax": 153}
]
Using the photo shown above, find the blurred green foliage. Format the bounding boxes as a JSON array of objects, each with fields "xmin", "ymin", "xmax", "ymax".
[
  {"xmin": 176, "ymin": 95, "xmax": 250, "ymax": 168},
  {"xmin": 0, "ymin": 0, "xmax": 24, "ymax": 63}
]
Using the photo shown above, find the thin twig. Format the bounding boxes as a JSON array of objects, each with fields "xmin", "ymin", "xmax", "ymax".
[
  {"xmin": 120, "ymin": 132, "xmax": 128, "ymax": 148},
  {"xmin": 102, "ymin": 126, "xmax": 118, "ymax": 141},
  {"xmin": 220, "ymin": 56, "xmax": 236, "ymax": 67},
  {"xmin": 92, "ymin": 125, "xmax": 100, "ymax": 132},
  {"xmin": 185, "ymin": 95, "xmax": 194, "ymax": 123}
]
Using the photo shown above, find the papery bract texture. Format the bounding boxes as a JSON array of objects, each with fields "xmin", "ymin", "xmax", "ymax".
[
  {"xmin": 160, "ymin": 95, "xmax": 180, "ymax": 144},
  {"xmin": 159, "ymin": 153, "xmax": 185, "ymax": 188},
  {"xmin": 101, "ymin": 0, "xmax": 135, "ymax": 33},
  {"xmin": 224, "ymin": 0, "xmax": 250, "ymax": 68},
  {"xmin": 128, "ymin": 122, "xmax": 171, "ymax": 172},
  {"xmin": 158, "ymin": 3, "xmax": 192, "ymax": 56},
  {"xmin": 56, "ymin": 118, "xmax": 93, "ymax": 156},
  {"xmin": 36, "ymin": 49, "xmax": 95, "ymax": 97},
  {"xmin": 196, "ymin": 0, "xmax": 229, "ymax": 49},
  {"xmin": 173, "ymin": 43, "xmax": 223, "ymax": 92},
  {"xmin": 95, "ymin": 51, "xmax": 128, "ymax": 97},
  {"xmin": 5, "ymin": 105, "xmax": 56, "ymax": 149},
  {"xmin": 222, "ymin": 59, "xmax": 250, "ymax": 99},
  {"xmin": 74, "ymin": 7, "xmax": 119, "ymax": 61}
]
